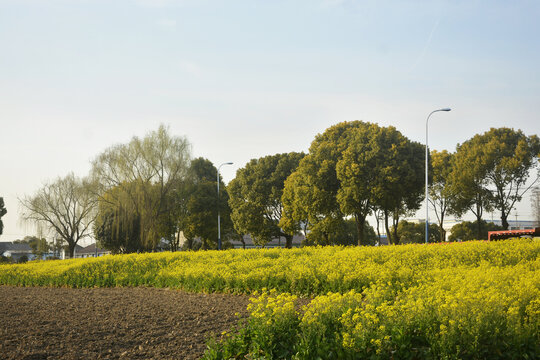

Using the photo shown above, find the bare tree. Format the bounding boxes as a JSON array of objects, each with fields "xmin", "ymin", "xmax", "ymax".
[{"xmin": 20, "ymin": 173, "xmax": 97, "ymax": 258}]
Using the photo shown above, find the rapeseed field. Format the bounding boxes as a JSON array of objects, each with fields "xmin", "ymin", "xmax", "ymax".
[{"xmin": 1, "ymin": 239, "xmax": 538, "ymax": 358}]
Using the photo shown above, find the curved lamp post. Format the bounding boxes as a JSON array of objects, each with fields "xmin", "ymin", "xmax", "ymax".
[
  {"xmin": 217, "ymin": 162, "xmax": 233, "ymax": 250},
  {"xmin": 425, "ymin": 108, "xmax": 451, "ymax": 244}
]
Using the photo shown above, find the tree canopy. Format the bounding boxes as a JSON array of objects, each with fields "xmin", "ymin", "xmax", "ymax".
[
  {"xmin": 395, "ymin": 220, "xmax": 441, "ymax": 244},
  {"xmin": 229, "ymin": 152, "xmax": 304, "ymax": 248},
  {"xmin": 282, "ymin": 121, "xmax": 424, "ymax": 246},
  {"xmin": 450, "ymin": 128, "xmax": 539, "ymax": 234}
]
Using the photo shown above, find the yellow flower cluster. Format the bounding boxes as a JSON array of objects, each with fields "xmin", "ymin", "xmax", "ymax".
[
  {"xmin": 248, "ymin": 288, "xmax": 298, "ymax": 325},
  {"xmin": 232, "ymin": 256, "xmax": 539, "ymax": 358}
]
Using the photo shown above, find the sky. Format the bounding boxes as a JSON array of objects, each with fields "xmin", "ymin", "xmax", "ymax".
[{"xmin": 1, "ymin": 0, "xmax": 539, "ymax": 243}]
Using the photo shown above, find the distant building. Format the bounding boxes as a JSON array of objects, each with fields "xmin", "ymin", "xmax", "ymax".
[
  {"xmin": 0, "ymin": 242, "xmax": 33, "ymax": 261},
  {"xmin": 229, "ymin": 234, "xmax": 305, "ymax": 249},
  {"xmin": 60, "ymin": 244, "xmax": 84, "ymax": 260},
  {"xmin": 407, "ymin": 218, "xmax": 536, "ymax": 241},
  {"xmin": 489, "ymin": 219, "xmax": 536, "ymax": 230},
  {"xmin": 73, "ymin": 243, "xmax": 111, "ymax": 258}
]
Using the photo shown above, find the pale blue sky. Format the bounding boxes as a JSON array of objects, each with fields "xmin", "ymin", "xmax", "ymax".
[{"xmin": 1, "ymin": 0, "xmax": 539, "ymax": 241}]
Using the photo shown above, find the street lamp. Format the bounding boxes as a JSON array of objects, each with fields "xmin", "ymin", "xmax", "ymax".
[
  {"xmin": 425, "ymin": 108, "xmax": 451, "ymax": 244},
  {"xmin": 217, "ymin": 162, "xmax": 233, "ymax": 250}
]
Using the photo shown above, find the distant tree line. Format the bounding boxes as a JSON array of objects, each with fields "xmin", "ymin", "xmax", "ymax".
[{"xmin": 16, "ymin": 122, "xmax": 539, "ymax": 254}]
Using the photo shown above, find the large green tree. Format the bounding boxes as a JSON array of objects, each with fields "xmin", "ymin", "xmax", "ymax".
[
  {"xmin": 450, "ymin": 128, "xmax": 539, "ymax": 233},
  {"xmin": 229, "ymin": 152, "xmax": 304, "ymax": 248},
  {"xmin": 91, "ymin": 125, "xmax": 191, "ymax": 251},
  {"xmin": 281, "ymin": 121, "xmax": 371, "ymax": 245},
  {"xmin": 281, "ymin": 121, "xmax": 424, "ymax": 246},
  {"xmin": 449, "ymin": 138, "xmax": 495, "ymax": 239},
  {"xmin": 336, "ymin": 122, "xmax": 383, "ymax": 245},
  {"xmin": 370, "ymin": 126, "xmax": 425, "ymax": 245},
  {"xmin": 478, "ymin": 128, "xmax": 539, "ymax": 229},
  {"xmin": 20, "ymin": 173, "xmax": 97, "ymax": 258}
]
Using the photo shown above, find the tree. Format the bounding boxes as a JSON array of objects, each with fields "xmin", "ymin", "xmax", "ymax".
[
  {"xmin": 282, "ymin": 121, "xmax": 424, "ymax": 246},
  {"xmin": 281, "ymin": 121, "xmax": 371, "ymax": 245},
  {"xmin": 20, "ymin": 173, "xmax": 97, "ymax": 258},
  {"xmin": 370, "ymin": 126, "xmax": 425, "ymax": 245},
  {"xmin": 94, "ymin": 183, "xmax": 144, "ymax": 253},
  {"xmin": 178, "ymin": 158, "xmax": 234, "ymax": 250},
  {"xmin": 450, "ymin": 128, "xmax": 540, "ymax": 233},
  {"xmin": 336, "ymin": 122, "xmax": 384, "ymax": 245},
  {"xmin": 448, "ymin": 220, "xmax": 503, "ymax": 241},
  {"xmin": 480, "ymin": 128, "xmax": 539, "ymax": 229},
  {"xmin": 449, "ymin": 138, "xmax": 495, "ymax": 239},
  {"xmin": 229, "ymin": 152, "xmax": 305, "ymax": 248},
  {"xmin": 395, "ymin": 220, "xmax": 441, "ymax": 244},
  {"xmin": 303, "ymin": 218, "xmax": 378, "ymax": 246},
  {"xmin": 91, "ymin": 125, "xmax": 191, "ymax": 251},
  {"xmin": 0, "ymin": 197, "xmax": 6, "ymax": 236},
  {"xmin": 429, "ymin": 150, "xmax": 455, "ymax": 242}
]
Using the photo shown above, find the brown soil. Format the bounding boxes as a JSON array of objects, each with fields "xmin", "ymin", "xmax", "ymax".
[{"xmin": 0, "ymin": 286, "xmax": 250, "ymax": 360}]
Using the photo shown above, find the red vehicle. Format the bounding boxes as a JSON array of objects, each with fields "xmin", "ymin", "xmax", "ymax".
[{"xmin": 488, "ymin": 227, "xmax": 540, "ymax": 241}]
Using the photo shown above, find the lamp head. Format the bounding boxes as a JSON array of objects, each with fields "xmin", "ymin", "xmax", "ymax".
[{"xmin": 439, "ymin": 108, "xmax": 451, "ymax": 112}]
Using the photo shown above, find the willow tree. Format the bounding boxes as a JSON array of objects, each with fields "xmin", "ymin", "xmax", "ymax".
[
  {"xmin": 94, "ymin": 182, "xmax": 145, "ymax": 253},
  {"xmin": 20, "ymin": 173, "xmax": 97, "ymax": 258},
  {"xmin": 91, "ymin": 125, "xmax": 191, "ymax": 251}
]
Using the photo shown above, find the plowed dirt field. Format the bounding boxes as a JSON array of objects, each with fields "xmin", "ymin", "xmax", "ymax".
[{"xmin": 0, "ymin": 286, "xmax": 250, "ymax": 359}]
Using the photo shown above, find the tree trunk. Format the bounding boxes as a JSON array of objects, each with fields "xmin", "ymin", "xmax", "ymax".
[
  {"xmin": 392, "ymin": 212, "xmax": 400, "ymax": 245},
  {"xmin": 355, "ymin": 213, "xmax": 366, "ymax": 246},
  {"xmin": 384, "ymin": 210, "xmax": 392, "ymax": 244},
  {"xmin": 476, "ymin": 213, "xmax": 483, "ymax": 240},
  {"xmin": 501, "ymin": 213, "xmax": 509, "ymax": 230},
  {"xmin": 439, "ymin": 212, "xmax": 446, "ymax": 243},
  {"xmin": 241, "ymin": 236, "xmax": 246, "ymax": 249},
  {"xmin": 374, "ymin": 211, "xmax": 381, "ymax": 244},
  {"xmin": 68, "ymin": 241, "xmax": 76, "ymax": 258},
  {"xmin": 473, "ymin": 201, "xmax": 484, "ymax": 240},
  {"xmin": 285, "ymin": 234, "xmax": 293, "ymax": 249}
]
